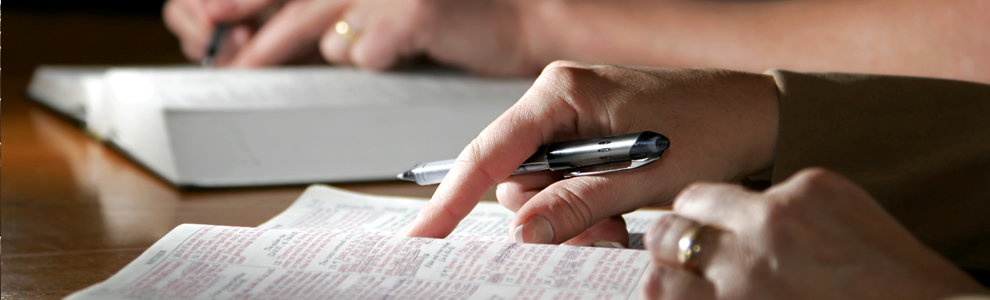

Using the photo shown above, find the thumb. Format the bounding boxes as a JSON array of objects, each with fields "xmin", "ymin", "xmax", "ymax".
[{"xmin": 511, "ymin": 175, "xmax": 649, "ymax": 244}]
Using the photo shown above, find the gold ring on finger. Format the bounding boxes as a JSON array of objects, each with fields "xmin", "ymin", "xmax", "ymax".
[
  {"xmin": 334, "ymin": 20, "xmax": 360, "ymax": 42},
  {"xmin": 677, "ymin": 224, "xmax": 715, "ymax": 273}
]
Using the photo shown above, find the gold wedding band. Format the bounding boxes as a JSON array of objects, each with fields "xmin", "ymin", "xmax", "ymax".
[
  {"xmin": 334, "ymin": 20, "xmax": 359, "ymax": 42},
  {"xmin": 677, "ymin": 224, "xmax": 714, "ymax": 273}
]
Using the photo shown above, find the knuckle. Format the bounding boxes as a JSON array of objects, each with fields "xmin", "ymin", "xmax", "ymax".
[
  {"xmin": 495, "ymin": 182, "xmax": 524, "ymax": 212},
  {"xmin": 539, "ymin": 62, "xmax": 601, "ymax": 95},
  {"xmin": 456, "ymin": 141, "xmax": 502, "ymax": 188},
  {"xmin": 680, "ymin": 182, "xmax": 712, "ymax": 197},
  {"xmin": 760, "ymin": 194, "xmax": 801, "ymax": 226},
  {"xmin": 495, "ymin": 181, "xmax": 513, "ymax": 198},
  {"xmin": 760, "ymin": 169, "xmax": 848, "ymax": 226},
  {"xmin": 644, "ymin": 214, "xmax": 679, "ymax": 249},
  {"xmin": 543, "ymin": 60, "xmax": 583, "ymax": 71},
  {"xmin": 537, "ymin": 64, "xmax": 601, "ymax": 112},
  {"xmin": 463, "ymin": 139, "xmax": 493, "ymax": 167},
  {"xmin": 539, "ymin": 62, "xmax": 583, "ymax": 87},
  {"xmin": 545, "ymin": 181, "xmax": 601, "ymax": 234},
  {"xmin": 672, "ymin": 182, "xmax": 717, "ymax": 209},
  {"xmin": 791, "ymin": 168, "xmax": 839, "ymax": 188},
  {"xmin": 784, "ymin": 168, "xmax": 847, "ymax": 199}
]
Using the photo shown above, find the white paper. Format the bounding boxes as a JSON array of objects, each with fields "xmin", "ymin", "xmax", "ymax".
[
  {"xmin": 26, "ymin": 66, "xmax": 109, "ymax": 120},
  {"xmin": 260, "ymin": 185, "xmax": 669, "ymax": 246},
  {"xmin": 70, "ymin": 66, "xmax": 535, "ymax": 186},
  {"xmin": 99, "ymin": 67, "xmax": 533, "ymax": 110},
  {"xmin": 65, "ymin": 185, "xmax": 668, "ymax": 300}
]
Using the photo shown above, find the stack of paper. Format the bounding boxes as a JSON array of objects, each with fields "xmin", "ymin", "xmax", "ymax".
[{"xmin": 28, "ymin": 66, "xmax": 534, "ymax": 187}]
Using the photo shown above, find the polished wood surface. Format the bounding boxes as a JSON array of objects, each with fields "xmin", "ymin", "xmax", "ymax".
[{"xmin": 0, "ymin": 12, "xmax": 495, "ymax": 299}]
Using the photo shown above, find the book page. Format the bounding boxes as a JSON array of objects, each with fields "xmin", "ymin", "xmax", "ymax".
[
  {"xmin": 86, "ymin": 66, "xmax": 534, "ymax": 187},
  {"xmin": 27, "ymin": 65, "xmax": 110, "ymax": 120},
  {"xmin": 101, "ymin": 67, "xmax": 534, "ymax": 110},
  {"xmin": 260, "ymin": 185, "xmax": 669, "ymax": 248},
  {"xmin": 66, "ymin": 185, "xmax": 667, "ymax": 299},
  {"xmin": 66, "ymin": 224, "xmax": 650, "ymax": 300}
]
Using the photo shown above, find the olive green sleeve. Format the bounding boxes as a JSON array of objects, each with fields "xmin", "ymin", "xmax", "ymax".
[{"xmin": 765, "ymin": 69, "xmax": 990, "ymax": 273}]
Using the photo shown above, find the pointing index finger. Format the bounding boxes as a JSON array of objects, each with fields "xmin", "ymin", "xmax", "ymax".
[{"xmin": 403, "ymin": 87, "xmax": 577, "ymax": 238}]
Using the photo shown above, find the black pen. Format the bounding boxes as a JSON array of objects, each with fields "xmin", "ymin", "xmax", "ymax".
[
  {"xmin": 201, "ymin": 24, "xmax": 227, "ymax": 67},
  {"xmin": 398, "ymin": 131, "xmax": 670, "ymax": 185}
]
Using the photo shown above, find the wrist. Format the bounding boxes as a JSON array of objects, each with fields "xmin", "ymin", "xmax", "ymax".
[{"xmin": 742, "ymin": 73, "xmax": 781, "ymax": 180}]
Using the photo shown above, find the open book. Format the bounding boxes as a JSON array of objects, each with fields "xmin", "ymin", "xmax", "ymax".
[
  {"xmin": 28, "ymin": 66, "xmax": 534, "ymax": 187},
  {"xmin": 65, "ymin": 185, "xmax": 668, "ymax": 300}
]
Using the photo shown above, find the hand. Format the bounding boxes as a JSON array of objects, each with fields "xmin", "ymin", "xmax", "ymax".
[
  {"xmin": 641, "ymin": 168, "xmax": 987, "ymax": 300},
  {"xmin": 404, "ymin": 61, "xmax": 780, "ymax": 246},
  {"xmin": 164, "ymin": 0, "xmax": 337, "ymax": 67},
  {"xmin": 163, "ymin": 0, "xmax": 539, "ymax": 75},
  {"xmin": 320, "ymin": 0, "xmax": 538, "ymax": 75}
]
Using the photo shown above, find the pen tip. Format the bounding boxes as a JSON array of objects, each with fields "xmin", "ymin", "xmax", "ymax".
[{"xmin": 397, "ymin": 171, "xmax": 415, "ymax": 182}]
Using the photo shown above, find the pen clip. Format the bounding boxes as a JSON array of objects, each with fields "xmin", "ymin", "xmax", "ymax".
[
  {"xmin": 554, "ymin": 131, "xmax": 669, "ymax": 178},
  {"xmin": 563, "ymin": 155, "xmax": 661, "ymax": 178}
]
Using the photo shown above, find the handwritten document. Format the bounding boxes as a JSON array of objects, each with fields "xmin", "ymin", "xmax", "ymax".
[{"xmin": 65, "ymin": 185, "xmax": 668, "ymax": 300}]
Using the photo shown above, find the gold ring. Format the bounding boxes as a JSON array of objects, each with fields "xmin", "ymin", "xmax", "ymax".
[
  {"xmin": 677, "ymin": 224, "xmax": 714, "ymax": 273},
  {"xmin": 334, "ymin": 20, "xmax": 359, "ymax": 42}
]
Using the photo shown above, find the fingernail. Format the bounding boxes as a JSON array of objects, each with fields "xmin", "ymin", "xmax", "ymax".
[
  {"xmin": 592, "ymin": 241, "xmax": 625, "ymax": 249},
  {"xmin": 513, "ymin": 216, "xmax": 554, "ymax": 244}
]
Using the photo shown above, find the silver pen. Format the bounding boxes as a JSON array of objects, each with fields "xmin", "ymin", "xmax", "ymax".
[
  {"xmin": 201, "ymin": 24, "xmax": 227, "ymax": 67},
  {"xmin": 398, "ymin": 131, "xmax": 670, "ymax": 185}
]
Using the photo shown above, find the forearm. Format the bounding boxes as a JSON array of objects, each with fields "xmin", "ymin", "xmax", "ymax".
[
  {"xmin": 766, "ymin": 69, "xmax": 990, "ymax": 274},
  {"xmin": 518, "ymin": 0, "xmax": 990, "ymax": 83}
]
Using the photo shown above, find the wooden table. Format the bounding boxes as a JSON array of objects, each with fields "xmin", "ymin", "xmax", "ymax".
[{"xmin": 0, "ymin": 11, "xmax": 496, "ymax": 299}]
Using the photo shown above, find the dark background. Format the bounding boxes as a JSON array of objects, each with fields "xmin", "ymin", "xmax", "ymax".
[
  {"xmin": 2, "ymin": 0, "xmax": 189, "ymax": 82},
  {"xmin": 5, "ymin": 1, "xmax": 169, "ymax": 16}
]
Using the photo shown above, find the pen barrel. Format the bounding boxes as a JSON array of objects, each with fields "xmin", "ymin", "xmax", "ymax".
[
  {"xmin": 546, "ymin": 131, "xmax": 669, "ymax": 171},
  {"xmin": 408, "ymin": 159, "xmax": 457, "ymax": 185},
  {"xmin": 407, "ymin": 158, "xmax": 552, "ymax": 185},
  {"xmin": 402, "ymin": 131, "xmax": 668, "ymax": 185}
]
